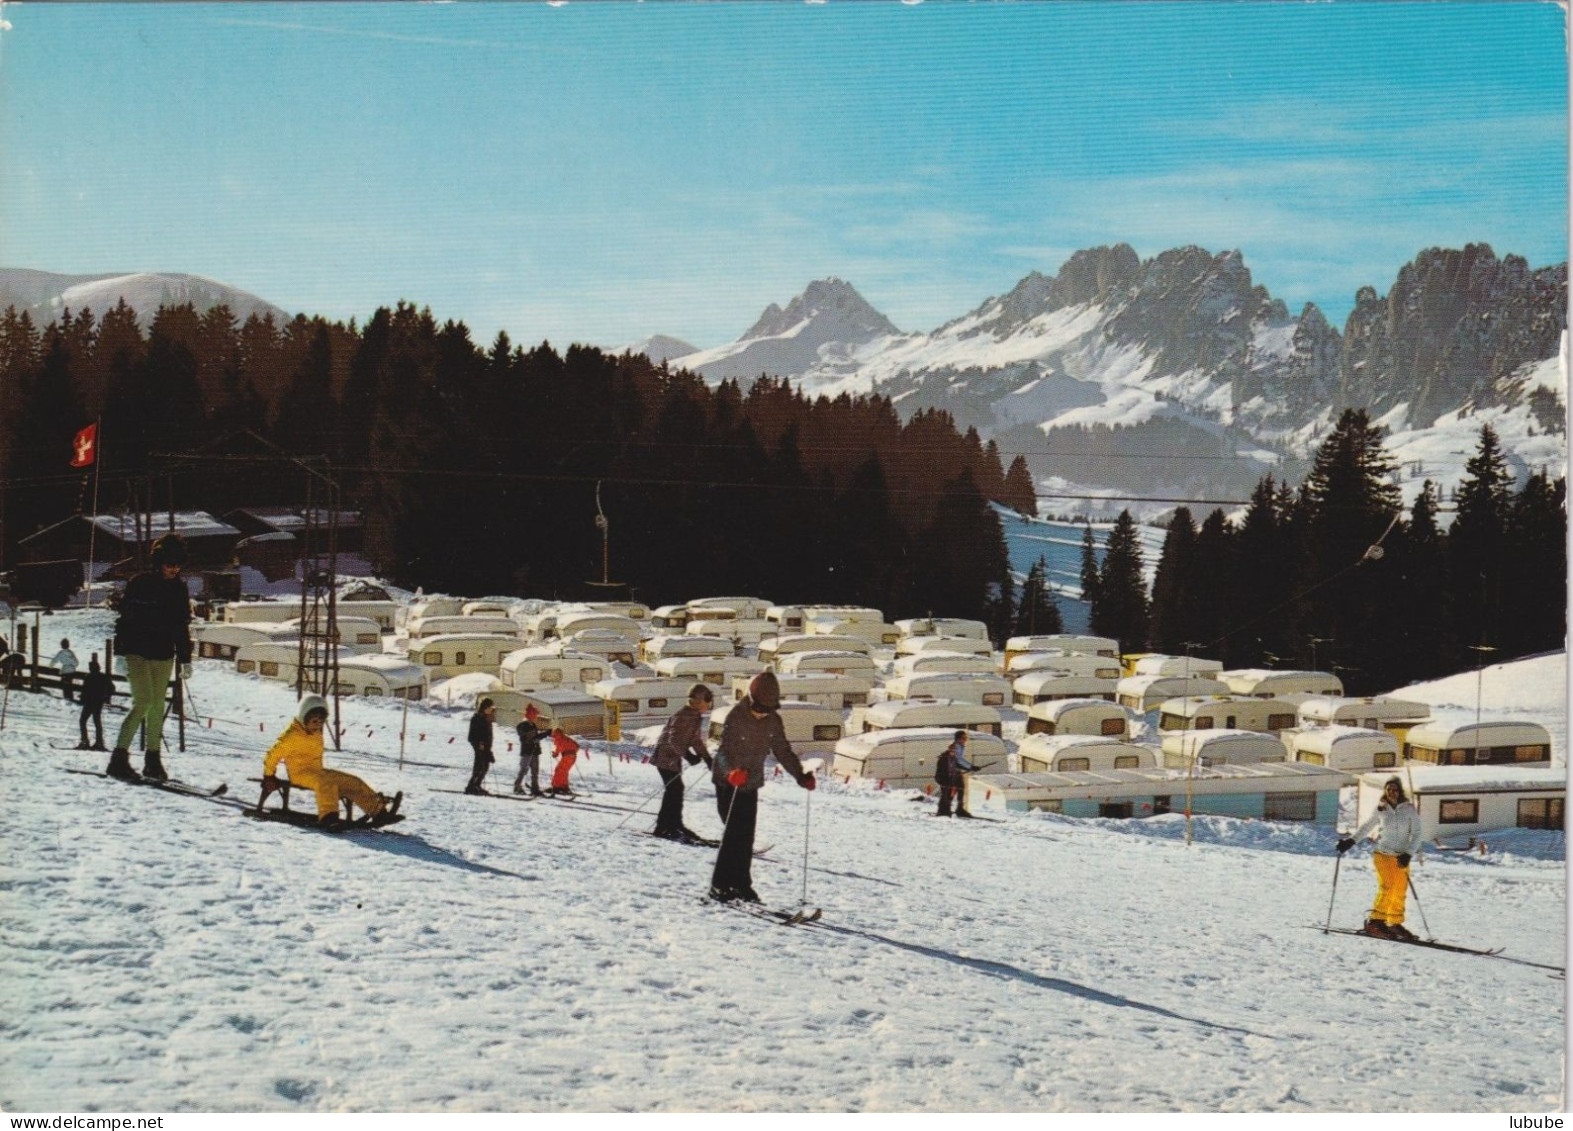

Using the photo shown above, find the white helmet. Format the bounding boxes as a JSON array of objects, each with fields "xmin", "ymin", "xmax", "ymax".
[{"xmin": 297, "ymin": 694, "xmax": 329, "ymax": 725}]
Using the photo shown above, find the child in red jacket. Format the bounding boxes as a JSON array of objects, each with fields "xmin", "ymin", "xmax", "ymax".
[{"xmin": 548, "ymin": 728, "xmax": 580, "ymax": 797}]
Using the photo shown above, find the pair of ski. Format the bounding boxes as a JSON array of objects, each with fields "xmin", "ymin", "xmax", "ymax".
[
  {"xmin": 721, "ymin": 901, "xmax": 823, "ymax": 927},
  {"xmin": 1313, "ymin": 925, "xmax": 1564, "ymax": 972},
  {"xmin": 642, "ymin": 832, "xmax": 775, "ymax": 856},
  {"xmin": 64, "ymin": 767, "xmax": 229, "ymax": 801}
]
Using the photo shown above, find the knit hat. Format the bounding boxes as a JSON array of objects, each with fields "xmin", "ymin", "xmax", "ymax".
[
  {"xmin": 151, "ymin": 533, "xmax": 188, "ymax": 567},
  {"xmin": 525, "ymin": 704, "xmax": 539, "ymax": 721},
  {"xmin": 748, "ymin": 671, "xmax": 781, "ymax": 710},
  {"xmin": 297, "ymin": 694, "xmax": 329, "ymax": 725}
]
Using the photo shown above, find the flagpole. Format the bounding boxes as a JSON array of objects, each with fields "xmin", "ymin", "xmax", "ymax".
[{"xmin": 84, "ymin": 419, "xmax": 102, "ymax": 608}]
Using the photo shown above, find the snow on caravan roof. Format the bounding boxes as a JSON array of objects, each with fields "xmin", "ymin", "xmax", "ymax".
[
  {"xmin": 89, "ymin": 511, "xmax": 239, "ymax": 539},
  {"xmin": 1363, "ymin": 765, "xmax": 1565, "ymax": 793}
]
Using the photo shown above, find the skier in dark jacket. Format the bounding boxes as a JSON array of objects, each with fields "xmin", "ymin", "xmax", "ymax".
[
  {"xmin": 513, "ymin": 703, "xmax": 548, "ymax": 796},
  {"xmin": 709, "ymin": 671, "xmax": 815, "ymax": 903},
  {"xmin": 107, "ymin": 534, "xmax": 193, "ymax": 781},
  {"xmin": 934, "ymin": 730, "xmax": 976, "ymax": 818},
  {"xmin": 77, "ymin": 655, "xmax": 114, "ymax": 751},
  {"xmin": 465, "ymin": 697, "xmax": 497, "ymax": 795},
  {"xmin": 652, "ymin": 684, "xmax": 714, "ymax": 842}
]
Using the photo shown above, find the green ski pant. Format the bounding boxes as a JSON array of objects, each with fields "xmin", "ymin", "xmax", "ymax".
[{"xmin": 115, "ymin": 655, "xmax": 175, "ymax": 754}]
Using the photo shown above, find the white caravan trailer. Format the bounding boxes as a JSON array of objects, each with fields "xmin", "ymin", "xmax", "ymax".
[
  {"xmin": 649, "ymin": 605, "xmax": 690, "ymax": 634},
  {"xmin": 582, "ymin": 601, "xmax": 649, "ymax": 621},
  {"xmin": 408, "ymin": 633, "xmax": 518, "ymax": 680},
  {"xmin": 408, "ymin": 615, "xmax": 520, "ymax": 642},
  {"xmin": 1116, "ymin": 674, "xmax": 1232, "ymax": 713},
  {"xmin": 559, "ymin": 629, "xmax": 638, "ymax": 667},
  {"xmin": 233, "ymin": 641, "xmax": 357, "ymax": 685},
  {"xmin": 708, "ymin": 700, "xmax": 845, "ymax": 758},
  {"xmin": 1130, "ymin": 654, "xmax": 1226, "ymax": 678},
  {"xmin": 1007, "ymin": 651, "xmax": 1123, "ymax": 679},
  {"xmin": 1024, "ymin": 698, "xmax": 1131, "ymax": 738},
  {"xmin": 688, "ymin": 617, "xmax": 774, "ymax": 647},
  {"xmin": 1296, "ymin": 696, "xmax": 1432, "ymax": 742},
  {"xmin": 1156, "ymin": 696, "xmax": 1300, "ymax": 734},
  {"xmin": 194, "ymin": 621, "xmax": 294, "ymax": 660},
  {"xmin": 892, "ymin": 652, "xmax": 999, "ymax": 677},
  {"xmin": 404, "ymin": 596, "xmax": 466, "ymax": 634},
  {"xmin": 1015, "ymin": 671, "xmax": 1126, "ymax": 707},
  {"xmin": 505, "ymin": 687, "xmax": 608, "ymax": 738},
  {"xmin": 894, "ymin": 635, "xmax": 995, "ymax": 659},
  {"xmin": 894, "ymin": 617, "xmax": 990, "ymax": 641},
  {"xmin": 499, "ymin": 647, "xmax": 613, "ymax": 692},
  {"xmin": 777, "ymin": 650, "xmax": 880, "ymax": 678},
  {"xmin": 1287, "ymin": 726, "xmax": 1400, "ymax": 773},
  {"xmin": 853, "ymin": 699, "xmax": 1004, "ymax": 737},
  {"xmin": 279, "ymin": 615, "xmax": 386, "ymax": 653},
  {"xmin": 1161, "ymin": 729, "xmax": 1287, "ymax": 768},
  {"xmin": 339, "ymin": 596, "xmax": 399, "ymax": 632},
  {"xmin": 1005, "ymin": 634, "xmax": 1119, "ymax": 667},
  {"xmin": 1219, "ymin": 669, "xmax": 1344, "ymax": 699},
  {"xmin": 832, "ymin": 728, "xmax": 1008, "ymax": 790},
  {"xmin": 1401, "ymin": 720, "xmax": 1553, "ymax": 767},
  {"xmin": 802, "ymin": 605, "xmax": 886, "ymax": 625},
  {"xmin": 883, "ymin": 671, "xmax": 1011, "ymax": 708},
  {"xmin": 758, "ymin": 634, "xmax": 873, "ymax": 666},
  {"xmin": 807, "ymin": 617, "xmax": 902, "ymax": 648},
  {"xmin": 729, "ymin": 672, "xmax": 874, "ymax": 710},
  {"xmin": 688, "ymin": 596, "xmax": 773, "ymax": 620},
  {"xmin": 1356, "ymin": 765, "xmax": 1566, "ymax": 842},
  {"xmin": 765, "ymin": 606, "xmax": 808, "ymax": 634},
  {"xmin": 652, "ymin": 655, "xmax": 764, "ymax": 685},
  {"xmin": 641, "ymin": 634, "xmax": 735, "ymax": 663},
  {"xmin": 461, "ymin": 600, "xmax": 514, "ymax": 618},
  {"xmin": 223, "ymin": 601, "xmax": 300, "ymax": 625},
  {"xmin": 1018, "ymin": 734, "xmax": 1157, "ymax": 774},
  {"xmin": 333, "ymin": 654, "xmax": 427, "ymax": 700},
  {"xmin": 588, "ymin": 676, "xmax": 712, "ymax": 729},
  {"xmin": 552, "ymin": 612, "xmax": 641, "ymax": 647}
]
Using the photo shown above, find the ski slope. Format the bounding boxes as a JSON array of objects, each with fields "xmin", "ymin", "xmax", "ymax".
[{"xmin": 0, "ymin": 608, "xmax": 1564, "ymax": 1113}]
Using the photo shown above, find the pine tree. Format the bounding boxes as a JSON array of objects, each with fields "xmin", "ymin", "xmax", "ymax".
[
  {"xmin": 1002, "ymin": 455, "xmax": 1038, "ymax": 516},
  {"xmin": 1188, "ymin": 508, "xmax": 1235, "ymax": 665},
  {"xmin": 1449, "ymin": 423, "xmax": 1515, "ymax": 654},
  {"xmin": 1502, "ymin": 471, "xmax": 1567, "ymax": 659},
  {"xmin": 1148, "ymin": 507, "xmax": 1197, "ymax": 654},
  {"xmin": 1014, "ymin": 556, "xmax": 1064, "ymax": 635},
  {"xmin": 1093, "ymin": 510, "xmax": 1148, "ymax": 653},
  {"xmin": 1078, "ymin": 524, "xmax": 1102, "ymax": 618}
]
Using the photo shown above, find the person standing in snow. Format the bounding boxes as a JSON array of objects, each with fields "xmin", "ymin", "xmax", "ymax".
[
  {"xmin": 76, "ymin": 654, "xmax": 113, "ymax": 751},
  {"xmin": 52, "ymin": 638, "xmax": 79, "ymax": 701},
  {"xmin": 709, "ymin": 671, "xmax": 815, "ymax": 904},
  {"xmin": 513, "ymin": 703, "xmax": 548, "ymax": 796},
  {"xmin": 107, "ymin": 534, "xmax": 193, "ymax": 782},
  {"xmin": 651, "ymin": 683, "xmax": 714, "ymax": 841},
  {"xmin": 261, "ymin": 694, "xmax": 401, "ymax": 828},
  {"xmin": 464, "ymin": 697, "xmax": 497, "ymax": 795},
  {"xmin": 1337, "ymin": 776, "xmax": 1425, "ymax": 940},
  {"xmin": 546, "ymin": 727, "xmax": 580, "ymax": 797},
  {"xmin": 934, "ymin": 729, "xmax": 975, "ymax": 818}
]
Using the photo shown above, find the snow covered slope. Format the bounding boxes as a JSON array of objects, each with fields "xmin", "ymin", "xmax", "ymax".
[
  {"xmin": 0, "ymin": 607, "xmax": 1562, "ymax": 1113},
  {"xmin": 0, "ymin": 268, "xmax": 289, "ymax": 328}
]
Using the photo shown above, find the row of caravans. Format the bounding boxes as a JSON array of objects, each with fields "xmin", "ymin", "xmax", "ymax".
[
  {"xmin": 231, "ymin": 642, "xmax": 426, "ymax": 699},
  {"xmin": 197, "ymin": 618, "xmax": 386, "ymax": 658}
]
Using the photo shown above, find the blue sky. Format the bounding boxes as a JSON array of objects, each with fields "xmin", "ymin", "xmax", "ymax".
[{"xmin": 1, "ymin": 2, "xmax": 1565, "ymax": 350}]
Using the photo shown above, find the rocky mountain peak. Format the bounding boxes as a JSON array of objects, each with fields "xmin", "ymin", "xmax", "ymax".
[{"xmin": 743, "ymin": 277, "xmax": 900, "ymax": 341}]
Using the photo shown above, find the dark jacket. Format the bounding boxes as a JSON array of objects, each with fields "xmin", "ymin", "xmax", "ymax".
[
  {"xmin": 713, "ymin": 696, "xmax": 806, "ymax": 791},
  {"xmin": 468, "ymin": 711, "xmax": 494, "ymax": 759},
  {"xmin": 515, "ymin": 718, "xmax": 548, "ymax": 757},
  {"xmin": 79, "ymin": 669, "xmax": 115, "ymax": 710},
  {"xmin": 114, "ymin": 571, "xmax": 193, "ymax": 663},
  {"xmin": 935, "ymin": 740, "xmax": 974, "ymax": 787},
  {"xmin": 653, "ymin": 704, "xmax": 709, "ymax": 773}
]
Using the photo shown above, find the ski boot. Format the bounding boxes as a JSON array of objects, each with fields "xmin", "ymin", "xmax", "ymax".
[
  {"xmin": 106, "ymin": 747, "xmax": 141, "ymax": 781},
  {"xmin": 707, "ymin": 886, "xmax": 739, "ymax": 904},
  {"xmin": 1362, "ymin": 919, "xmax": 1393, "ymax": 939},
  {"xmin": 318, "ymin": 812, "xmax": 347, "ymax": 832},
  {"xmin": 1386, "ymin": 923, "xmax": 1418, "ymax": 942},
  {"xmin": 142, "ymin": 749, "xmax": 168, "ymax": 782},
  {"xmin": 736, "ymin": 886, "xmax": 762, "ymax": 904}
]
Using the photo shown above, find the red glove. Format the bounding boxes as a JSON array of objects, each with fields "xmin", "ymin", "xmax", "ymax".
[
  {"xmin": 799, "ymin": 772, "xmax": 816, "ymax": 791},
  {"xmin": 726, "ymin": 768, "xmax": 748, "ymax": 788}
]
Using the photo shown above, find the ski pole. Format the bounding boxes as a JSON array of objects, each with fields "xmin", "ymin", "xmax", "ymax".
[
  {"xmin": 800, "ymin": 780, "xmax": 812, "ymax": 911},
  {"xmin": 1323, "ymin": 851, "xmax": 1342, "ymax": 934},
  {"xmin": 611, "ymin": 760, "xmax": 708, "ymax": 833},
  {"xmin": 1406, "ymin": 872, "xmax": 1432, "ymax": 939}
]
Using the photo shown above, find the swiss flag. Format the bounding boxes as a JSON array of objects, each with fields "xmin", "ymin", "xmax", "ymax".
[{"xmin": 69, "ymin": 423, "xmax": 97, "ymax": 469}]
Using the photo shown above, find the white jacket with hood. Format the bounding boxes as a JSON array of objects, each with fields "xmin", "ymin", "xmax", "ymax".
[{"xmin": 1354, "ymin": 784, "xmax": 1424, "ymax": 857}]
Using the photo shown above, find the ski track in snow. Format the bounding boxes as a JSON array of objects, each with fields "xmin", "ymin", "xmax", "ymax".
[{"xmin": 0, "ymin": 616, "xmax": 1564, "ymax": 1113}]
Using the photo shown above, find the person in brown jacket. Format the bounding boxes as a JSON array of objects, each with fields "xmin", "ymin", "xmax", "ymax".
[
  {"xmin": 709, "ymin": 671, "xmax": 815, "ymax": 904},
  {"xmin": 652, "ymin": 684, "xmax": 714, "ymax": 843}
]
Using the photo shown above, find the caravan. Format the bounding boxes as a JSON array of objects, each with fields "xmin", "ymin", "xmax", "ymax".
[
  {"xmin": 1006, "ymin": 651, "xmax": 1122, "ymax": 679},
  {"xmin": 1014, "ymin": 671, "xmax": 1121, "ymax": 706},
  {"xmin": 894, "ymin": 617, "xmax": 990, "ymax": 641},
  {"xmin": 234, "ymin": 641, "xmax": 358, "ymax": 685},
  {"xmin": 1157, "ymin": 696, "xmax": 1300, "ymax": 734},
  {"xmin": 652, "ymin": 655, "xmax": 764, "ymax": 685},
  {"xmin": 499, "ymin": 647, "xmax": 613, "ymax": 692},
  {"xmin": 892, "ymin": 652, "xmax": 999, "ymax": 676},
  {"xmin": 649, "ymin": 605, "xmax": 690, "ymax": 634},
  {"xmin": 1023, "ymin": 698, "xmax": 1130, "ymax": 738},
  {"xmin": 1401, "ymin": 720, "xmax": 1553, "ymax": 767},
  {"xmin": 333, "ymin": 654, "xmax": 427, "ymax": 700},
  {"xmin": 641, "ymin": 634, "xmax": 735, "ymax": 663},
  {"xmin": 1220, "ymin": 669, "xmax": 1344, "ymax": 700},
  {"xmin": 729, "ymin": 672, "xmax": 873, "ymax": 710},
  {"xmin": 408, "ymin": 633, "xmax": 517, "ymax": 680},
  {"xmin": 688, "ymin": 596, "xmax": 773, "ymax": 620},
  {"xmin": 807, "ymin": 617, "xmax": 902, "ymax": 647},
  {"xmin": 1296, "ymin": 696, "xmax": 1431, "ymax": 742},
  {"xmin": 1287, "ymin": 726, "xmax": 1400, "ymax": 773},
  {"xmin": 882, "ymin": 672, "xmax": 1011, "ymax": 708},
  {"xmin": 503, "ymin": 687, "xmax": 608, "ymax": 738},
  {"xmin": 774, "ymin": 650, "xmax": 878, "ymax": 678},
  {"xmin": 588, "ymin": 676, "xmax": 715, "ymax": 729},
  {"xmin": 832, "ymin": 728, "xmax": 1008, "ymax": 789},
  {"xmin": 1017, "ymin": 734, "xmax": 1156, "ymax": 773},
  {"xmin": 687, "ymin": 616, "xmax": 774, "ymax": 647},
  {"xmin": 408, "ymin": 614, "xmax": 520, "ymax": 642},
  {"xmin": 894, "ymin": 636, "xmax": 995, "ymax": 660},
  {"xmin": 1161, "ymin": 729, "xmax": 1287, "ymax": 768},
  {"xmin": 853, "ymin": 699, "xmax": 1003, "ymax": 737},
  {"xmin": 194, "ymin": 621, "xmax": 294, "ymax": 660},
  {"xmin": 280, "ymin": 615, "xmax": 386, "ymax": 653},
  {"xmin": 1004, "ymin": 634, "xmax": 1118, "ymax": 667},
  {"xmin": 1116, "ymin": 674, "xmax": 1231, "ymax": 713},
  {"xmin": 1130, "ymin": 654, "xmax": 1226, "ymax": 679},
  {"xmin": 758, "ymin": 634, "xmax": 873, "ymax": 666}
]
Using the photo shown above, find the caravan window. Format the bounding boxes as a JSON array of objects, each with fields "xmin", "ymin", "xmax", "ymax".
[
  {"xmin": 357, "ymin": 633, "xmax": 380, "ymax": 645},
  {"xmin": 615, "ymin": 698, "xmax": 638, "ymax": 712},
  {"xmin": 1373, "ymin": 751, "xmax": 1396, "ymax": 769},
  {"xmin": 1265, "ymin": 792, "xmax": 1316, "ymax": 822},
  {"xmin": 537, "ymin": 668, "xmax": 563, "ymax": 683},
  {"xmin": 1113, "ymin": 755, "xmax": 1141, "ymax": 769},
  {"xmin": 982, "ymin": 692, "xmax": 1005, "ymax": 707},
  {"xmin": 1028, "ymin": 799, "xmax": 1063, "ymax": 813},
  {"xmin": 237, "ymin": 660, "xmax": 255, "ymax": 674},
  {"xmin": 1512, "ymin": 744, "xmax": 1550, "ymax": 763},
  {"xmin": 843, "ymin": 693, "xmax": 868, "ymax": 707},
  {"xmin": 1025, "ymin": 718, "xmax": 1053, "ymax": 736},
  {"xmin": 813, "ymin": 724, "xmax": 842, "ymax": 741},
  {"xmin": 578, "ymin": 667, "xmax": 601, "ymax": 682},
  {"xmin": 648, "ymin": 698, "xmax": 669, "ymax": 709},
  {"xmin": 1098, "ymin": 802, "xmax": 1133, "ymax": 818},
  {"xmin": 261, "ymin": 661, "xmax": 279, "ymax": 677},
  {"xmin": 1100, "ymin": 718, "xmax": 1125, "ymax": 736},
  {"xmin": 1059, "ymin": 757, "xmax": 1091, "ymax": 772},
  {"xmin": 454, "ymin": 651, "xmax": 467, "ymax": 665},
  {"xmin": 976, "ymin": 723, "xmax": 1002, "ymax": 737},
  {"xmin": 1267, "ymin": 714, "xmax": 1295, "ymax": 731},
  {"xmin": 1438, "ymin": 799, "xmax": 1479, "ymax": 824},
  {"xmin": 335, "ymin": 682, "xmax": 357, "ymax": 695},
  {"xmin": 364, "ymin": 687, "xmax": 383, "ymax": 698},
  {"xmin": 1518, "ymin": 798, "xmax": 1564, "ymax": 829}
]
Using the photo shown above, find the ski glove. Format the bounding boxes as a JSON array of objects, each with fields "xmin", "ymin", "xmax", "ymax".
[
  {"xmin": 1335, "ymin": 837, "xmax": 1355, "ymax": 855},
  {"xmin": 726, "ymin": 768, "xmax": 748, "ymax": 788},
  {"xmin": 179, "ymin": 664, "xmax": 193, "ymax": 681},
  {"xmin": 1397, "ymin": 853, "xmax": 1411, "ymax": 869},
  {"xmin": 798, "ymin": 772, "xmax": 816, "ymax": 791}
]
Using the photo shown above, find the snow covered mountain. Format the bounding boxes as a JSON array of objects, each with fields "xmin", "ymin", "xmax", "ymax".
[
  {"xmin": 617, "ymin": 333, "xmax": 699, "ymax": 365},
  {"xmin": 0, "ymin": 267, "xmax": 289, "ymax": 328}
]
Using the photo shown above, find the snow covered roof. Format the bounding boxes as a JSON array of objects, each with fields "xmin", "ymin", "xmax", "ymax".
[
  {"xmin": 1360, "ymin": 766, "xmax": 1566, "ymax": 793},
  {"xmin": 974, "ymin": 760, "xmax": 1346, "ymax": 799},
  {"xmin": 88, "ymin": 511, "xmax": 239, "ymax": 540},
  {"xmin": 233, "ymin": 507, "xmax": 362, "ymax": 531},
  {"xmin": 1404, "ymin": 719, "xmax": 1553, "ymax": 748}
]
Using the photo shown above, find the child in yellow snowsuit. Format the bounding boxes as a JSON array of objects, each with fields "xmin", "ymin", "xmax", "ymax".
[{"xmin": 262, "ymin": 695, "xmax": 398, "ymax": 826}]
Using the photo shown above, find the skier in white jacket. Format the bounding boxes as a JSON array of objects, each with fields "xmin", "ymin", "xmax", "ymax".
[{"xmin": 1337, "ymin": 776, "xmax": 1425, "ymax": 941}]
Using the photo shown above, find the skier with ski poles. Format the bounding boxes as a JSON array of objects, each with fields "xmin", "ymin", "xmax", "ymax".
[
  {"xmin": 107, "ymin": 533, "xmax": 193, "ymax": 782},
  {"xmin": 464, "ymin": 697, "xmax": 497, "ymax": 795},
  {"xmin": 546, "ymin": 727, "xmax": 580, "ymax": 797},
  {"xmin": 1336, "ymin": 775, "xmax": 1425, "ymax": 940},
  {"xmin": 513, "ymin": 703, "xmax": 548, "ymax": 796},
  {"xmin": 709, "ymin": 671, "xmax": 815, "ymax": 904},
  {"xmin": 651, "ymin": 683, "xmax": 714, "ymax": 843}
]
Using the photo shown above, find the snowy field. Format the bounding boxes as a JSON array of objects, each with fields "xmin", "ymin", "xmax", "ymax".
[{"xmin": 0, "ymin": 607, "xmax": 1564, "ymax": 1113}]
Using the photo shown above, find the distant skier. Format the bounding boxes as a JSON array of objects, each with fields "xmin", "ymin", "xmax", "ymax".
[
  {"xmin": 52, "ymin": 638, "xmax": 79, "ymax": 701},
  {"xmin": 107, "ymin": 534, "xmax": 193, "ymax": 782},
  {"xmin": 513, "ymin": 703, "xmax": 548, "ymax": 796},
  {"xmin": 261, "ymin": 694, "xmax": 401, "ymax": 829},
  {"xmin": 651, "ymin": 683, "xmax": 714, "ymax": 842},
  {"xmin": 934, "ymin": 730, "xmax": 975, "ymax": 818},
  {"xmin": 464, "ymin": 697, "xmax": 497, "ymax": 795},
  {"xmin": 709, "ymin": 671, "xmax": 815, "ymax": 904},
  {"xmin": 1337, "ymin": 776, "xmax": 1425, "ymax": 940},
  {"xmin": 76, "ymin": 654, "xmax": 113, "ymax": 751},
  {"xmin": 546, "ymin": 728, "xmax": 580, "ymax": 797}
]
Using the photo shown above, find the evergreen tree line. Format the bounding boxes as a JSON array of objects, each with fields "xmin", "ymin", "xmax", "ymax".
[
  {"xmin": 0, "ymin": 301, "xmax": 1045, "ymax": 627},
  {"xmin": 1082, "ymin": 410, "xmax": 1566, "ymax": 694}
]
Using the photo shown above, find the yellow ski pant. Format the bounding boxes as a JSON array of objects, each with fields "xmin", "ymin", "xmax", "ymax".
[{"xmin": 1371, "ymin": 852, "xmax": 1410, "ymax": 925}]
